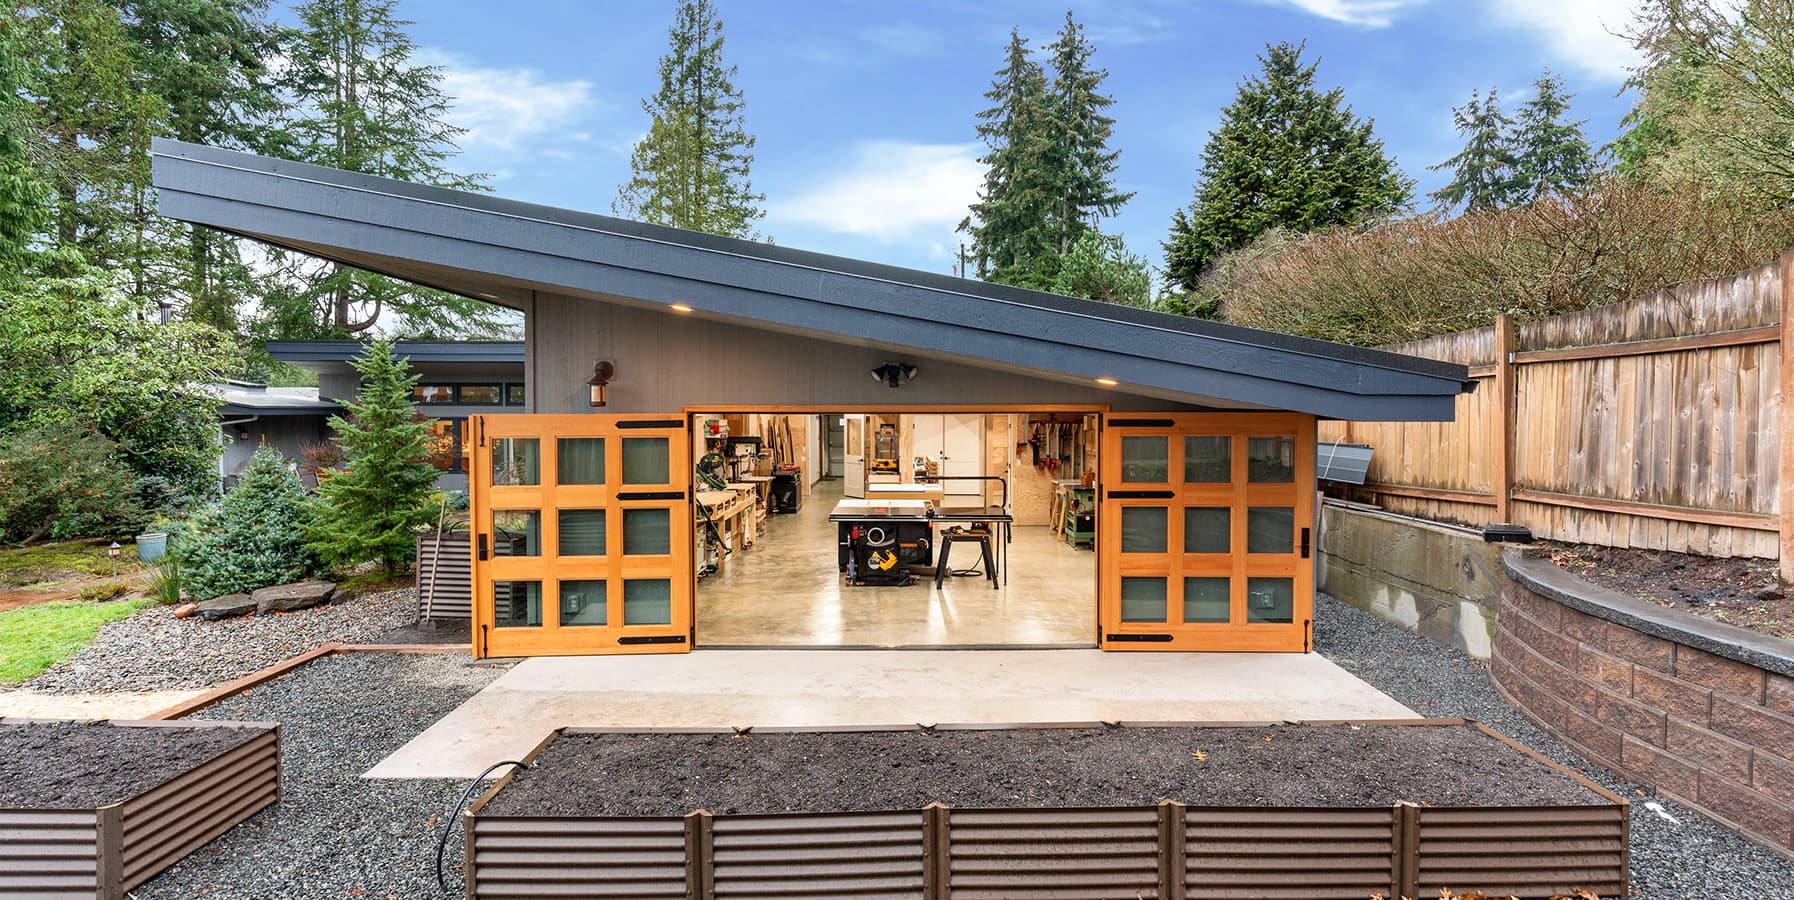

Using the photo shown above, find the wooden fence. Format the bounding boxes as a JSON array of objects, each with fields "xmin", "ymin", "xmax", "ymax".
[{"xmin": 1321, "ymin": 251, "xmax": 1794, "ymax": 577}]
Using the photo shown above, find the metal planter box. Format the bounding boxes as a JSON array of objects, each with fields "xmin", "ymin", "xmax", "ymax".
[
  {"xmin": 0, "ymin": 720, "xmax": 280, "ymax": 899},
  {"xmin": 463, "ymin": 722, "xmax": 1628, "ymax": 900}
]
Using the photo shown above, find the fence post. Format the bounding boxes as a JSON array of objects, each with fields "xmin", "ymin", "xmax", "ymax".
[
  {"xmin": 1157, "ymin": 799, "xmax": 1186, "ymax": 900},
  {"xmin": 1780, "ymin": 250, "xmax": 1794, "ymax": 584},
  {"xmin": 1493, "ymin": 313, "xmax": 1516, "ymax": 526},
  {"xmin": 922, "ymin": 802, "xmax": 951, "ymax": 900},
  {"xmin": 1393, "ymin": 801, "xmax": 1420, "ymax": 899},
  {"xmin": 684, "ymin": 809, "xmax": 713, "ymax": 900}
]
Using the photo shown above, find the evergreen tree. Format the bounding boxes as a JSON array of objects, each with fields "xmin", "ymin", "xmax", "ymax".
[
  {"xmin": 1042, "ymin": 11, "xmax": 1132, "ymax": 255},
  {"xmin": 1051, "ymin": 231, "xmax": 1149, "ymax": 307},
  {"xmin": 179, "ymin": 446, "xmax": 320, "ymax": 600},
  {"xmin": 0, "ymin": 14, "xmax": 47, "ymax": 269},
  {"xmin": 270, "ymin": 0, "xmax": 507, "ymax": 336},
  {"xmin": 305, "ymin": 339, "xmax": 438, "ymax": 573},
  {"xmin": 1163, "ymin": 42, "xmax": 1412, "ymax": 292},
  {"xmin": 1428, "ymin": 87, "xmax": 1517, "ymax": 213},
  {"xmin": 1509, "ymin": 71, "xmax": 1598, "ymax": 201},
  {"xmin": 960, "ymin": 29, "xmax": 1056, "ymax": 286},
  {"xmin": 614, "ymin": 0, "xmax": 765, "ymax": 238}
]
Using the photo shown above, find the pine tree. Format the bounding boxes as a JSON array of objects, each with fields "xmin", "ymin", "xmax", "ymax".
[
  {"xmin": 1428, "ymin": 88, "xmax": 1518, "ymax": 213},
  {"xmin": 1509, "ymin": 71, "xmax": 1598, "ymax": 201},
  {"xmin": 1042, "ymin": 11, "xmax": 1133, "ymax": 255},
  {"xmin": 270, "ymin": 0, "xmax": 506, "ymax": 337},
  {"xmin": 1163, "ymin": 42, "xmax": 1412, "ymax": 292},
  {"xmin": 614, "ymin": 0, "xmax": 765, "ymax": 238},
  {"xmin": 305, "ymin": 339, "xmax": 438, "ymax": 574},
  {"xmin": 960, "ymin": 29, "xmax": 1056, "ymax": 286}
]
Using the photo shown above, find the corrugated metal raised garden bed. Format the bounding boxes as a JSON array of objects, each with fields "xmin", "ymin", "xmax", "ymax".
[
  {"xmin": 0, "ymin": 718, "xmax": 280, "ymax": 899},
  {"xmin": 464, "ymin": 719, "xmax": 1627, "ymax": 900}
]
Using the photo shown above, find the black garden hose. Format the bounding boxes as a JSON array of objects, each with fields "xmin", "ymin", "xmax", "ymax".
[{"xmin": 436, "ymin": 760, "xmax": 531, "ymax": 895}]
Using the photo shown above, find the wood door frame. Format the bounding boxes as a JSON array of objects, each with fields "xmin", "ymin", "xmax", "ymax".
[{"xmin": 1099, "ymin": 412, "xmax": 1318, "ymax": 653}]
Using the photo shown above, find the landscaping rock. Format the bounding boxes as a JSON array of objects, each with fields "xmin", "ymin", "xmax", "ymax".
[
  {"xmin": 251, "ymin": 580, "xmax": 335, "ymax": 615},
  {"xmin": 171, "ymin": 603, "xmax": 197, "ymax": 619},
  {"xmin": 195, "ymin": 594, "xmax": 254, "ymax": 621}
]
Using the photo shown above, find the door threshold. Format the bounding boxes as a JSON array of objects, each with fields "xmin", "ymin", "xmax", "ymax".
[{"xmin": 695, "ymin": 642, "xmax": 1100, "ymax": 651}]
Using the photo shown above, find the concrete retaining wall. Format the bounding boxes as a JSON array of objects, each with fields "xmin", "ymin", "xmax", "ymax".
[
  {"xmin": 1318, "ymin": 502, "xmax": 1505, "ymax": 658},
  {"xmin": 1493, "ymin": 554, "xmax": 1794, "ymax": 857}
]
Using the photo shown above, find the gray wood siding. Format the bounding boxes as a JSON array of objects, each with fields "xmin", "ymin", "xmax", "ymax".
[{"xmin": 527, "ymin": 292, "xmax": 1220, "ymax": 414}]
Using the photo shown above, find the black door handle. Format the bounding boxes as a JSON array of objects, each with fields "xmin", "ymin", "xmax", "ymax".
[
  {"xmin": 1300, "ymin": 527, "xmax": 1310, "ymax": 559},
  {"xmin": 477, "ymin": 533, "xmax": 488, "ymax": 561}
]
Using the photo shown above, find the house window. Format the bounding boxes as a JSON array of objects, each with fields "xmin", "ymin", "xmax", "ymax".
[
  {"xmin": 504, "ymin": 383, "xmax": 525, "ymax": 406},
  {"xmin": 414, "ymin": 385, "xmax": 455, "ymax": 404},
  {"xmin": 458, "ymin": 384, "xmax": 502, "ymax": 404},
  {"xmin": 426, "ymin": 419, "xmax": 470, "ymax": 473}
]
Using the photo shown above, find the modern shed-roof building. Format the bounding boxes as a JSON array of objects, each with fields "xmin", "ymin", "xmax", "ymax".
[{"xmin": 153, "ymin": 138, "xmax": 1472, "ymax": 658}]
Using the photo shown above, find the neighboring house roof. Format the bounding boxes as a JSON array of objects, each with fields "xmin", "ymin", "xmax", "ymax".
[
  {"xmin": 214, "ymin": 382, "xmax": 341, "ymax": 417},
  {"xmin": 152, "ymin": 139, "xmax": 1474, "ymax": 421},
  {"xmin": 267, "ymin": 340, "xmax": 524, "ymax": 365}
]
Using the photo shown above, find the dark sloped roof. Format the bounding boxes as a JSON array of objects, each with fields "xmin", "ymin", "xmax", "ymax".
[
  {"xmin": 213, "ymin": 383, "xmax": 340, "ymax": 416},
  {"xmin": 151, "ymin": 138, "xmax": 1472, "ymax": 421}
]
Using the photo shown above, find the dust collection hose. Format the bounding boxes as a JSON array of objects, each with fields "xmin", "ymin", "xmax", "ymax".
[{"xmin": 436, "ymin": 760, "xmax": 531, "ymax": 895}]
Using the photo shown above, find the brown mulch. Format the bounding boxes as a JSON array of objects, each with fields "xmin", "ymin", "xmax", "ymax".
[{"xmin": 1544, "ymin": 542, "xmax": 1794, "ymax": 641}]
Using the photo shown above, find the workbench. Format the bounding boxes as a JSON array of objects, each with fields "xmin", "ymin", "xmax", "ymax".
[
  {"xmin": 864, "ymin": 483, "xmax": 946, "ymax": 505},
  {"xmin": 697, "ymin": 487, "xmax": 756, "ymax": 570}
]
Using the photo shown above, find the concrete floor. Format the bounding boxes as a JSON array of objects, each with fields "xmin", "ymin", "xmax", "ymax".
[
  {"xmin": 697, "ymin": 479, "xmax": 1095, "ymax": 647},
  {"xmin": 366, "ymin": 649, "xmax": 1417, "ymax": 778}
]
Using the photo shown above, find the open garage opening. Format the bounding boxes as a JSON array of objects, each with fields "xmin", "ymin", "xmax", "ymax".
[{"xmin": 688, "ymin": 408, "xmax": 1100, "ymax": 648}]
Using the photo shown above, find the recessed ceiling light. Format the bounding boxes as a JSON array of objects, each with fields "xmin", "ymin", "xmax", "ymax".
[
  {"xmin": 670, "ymin": 303, "xmax": 694, "ymax": 313},
  {"xmin": 1095, "ymin": 377, "xmax": 1119, "ymax": 386}
]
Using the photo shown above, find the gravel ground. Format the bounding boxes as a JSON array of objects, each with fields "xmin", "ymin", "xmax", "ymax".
[
  {"xmin": 134, "ymin": 651, "xmax": 506, "ymax": 900},
  {"xmin": 0, "ymin": 721, "xmax": 262, "ymax": 807},
  {"xmin": 20, "ymin": 588, "xmax": 419, "ymax": 693},
  {"xmin": 488, "ymin": 723, "xmax": 1601, "ymax": 817},
  {"xmin": 1315, "ymin": 593, "xmax": 1794, "ymax": 900}
]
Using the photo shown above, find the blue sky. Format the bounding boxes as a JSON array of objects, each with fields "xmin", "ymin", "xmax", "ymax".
[{"xmin": 375, "ymin": 0, "xmax": 1644, "ymax": 277}]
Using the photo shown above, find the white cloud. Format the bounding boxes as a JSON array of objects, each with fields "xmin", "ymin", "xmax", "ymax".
[
  {"xmin": 419, "ymin": 49, "xmax": 595, "ymax": 152},
  {"xmin": 859, "ymin": 23, "xmax": 943, "ymax": 56},
  {"xmin": 1272, "ymin": 0, "xmax": 1429, "ymax": 27},
  {"xmin": 769, "ymin": 141, "xmax": 983, "ymax": 242},
  {"xmin": 1484, "ymin": 0, "xmax": 1644, "ymax": 82}
]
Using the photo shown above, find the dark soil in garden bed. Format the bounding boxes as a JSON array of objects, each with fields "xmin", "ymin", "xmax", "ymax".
[
  {"xmin": 1545, "ymin": 542, "xmax": 1794, "ymax": 640},
  {"xmin": 481, "ymin": 723, "xmax": 1605, "ymax": 818},
  {"xmin": 0, "ymin": 721, "xmax": 261, "ymax": 809}
]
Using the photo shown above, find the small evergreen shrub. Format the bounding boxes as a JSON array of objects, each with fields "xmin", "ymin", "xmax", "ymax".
[{"xmin": 176, "ymin": 447, "xmax": 320, "ymax": 601}]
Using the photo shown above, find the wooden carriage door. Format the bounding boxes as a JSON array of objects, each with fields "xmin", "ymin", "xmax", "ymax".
[
  {"xmin": 469, "ymin": 414, "xmax": 692, "ymax": 658},
  {"xmin": 1099, "ymin": 413, "xmax": 1316, "ymax": 652}
]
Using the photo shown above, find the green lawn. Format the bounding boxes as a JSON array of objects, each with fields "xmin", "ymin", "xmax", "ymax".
[{"xmin": 0, "ymin": 599, "xmax": 151, "ymax": 685}]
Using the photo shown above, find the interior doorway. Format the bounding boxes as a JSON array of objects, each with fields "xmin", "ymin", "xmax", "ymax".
[{"xmin": 689, "ymin": 408, "xmax": 1100, "ymax": 648}]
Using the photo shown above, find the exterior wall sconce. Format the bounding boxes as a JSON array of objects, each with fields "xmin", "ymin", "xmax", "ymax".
[
  {"xmin": 587, "ymin": 360, "xmax": 615, "ymax": 407},
  {"xmin": 870, "ymin": 362, "xmax": 918, "ymax": 388}
]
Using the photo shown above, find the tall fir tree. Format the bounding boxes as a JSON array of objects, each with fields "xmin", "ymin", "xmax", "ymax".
[
  {"xmin": 305, "ymin": 339, "xmax": 438, "ymax": 573},
  {"xmin": 1042, "ymin": 11, "xmax": 1132, "ymax": 256},
  {"xmin": 0, "ymin": 13, "xmax": 47, "ymax": 269},
  {"xmin": 1428, "ymin": 88, "xmax": 1518, "ymax": 213},
  {"xmin": 270, "ymin": 0, "xmax": 507, "ymax": 337},
  {"xmin": 960, "ymin": 29, "xmax": 1056, "ymax": 285},
  {"xmin": 1509, "ymin": 71, "xmax": 1598, "ymax": 201},
  {"xmin": 614, "ymin": 0, "xmax": 765, "ymax": 239},
  {"xmin": 1163, "ymin": 42, "xmax": 1412, "ymax": 293}
]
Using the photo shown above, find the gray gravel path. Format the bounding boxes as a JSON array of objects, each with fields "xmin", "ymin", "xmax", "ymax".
[
  {"xmin": 1315, "ymin": 593, "xmax": 1794, "ymax": 900},
  {"xmin": 21, "ymin": 588, "xmax": 419, "ymax": 693},
  {"xmin": 133, "ymin": 651, "xmax": 505, "ymax": 900}
]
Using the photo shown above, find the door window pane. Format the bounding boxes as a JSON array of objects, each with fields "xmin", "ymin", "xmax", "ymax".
[
  {"xmin": 492, "ymin": 510, "xmax": 542, "ymax": 556},
  {"xmin": 1184, "ymin": 436, "xmax": 1231, "ymax": 483},
  {"xmin": 1183, "ymin": 507, "xmax": 1230, "ymax": 554},
  {"xmin": 1247, "ymin": 507, "xmax": 1295, "ymax": 554},
  {"xmin": 492, "ymin": 438, "xmax": 540, "ymax": 486},
  {"xmin": 1247, "ymin": 436, "xmax": 1296, "ymax": 483},
  {"xmin": 458, "ymin": 384, "xmax": 502, "ymax": 404},
  {"xmin": 493, "ymin": 580, "xmax": 541, "ymax": 627},
  {"xmin": 558, "ymin": 438, "xmax": 606, "ymax": 485},
  {"xmin": 1120, "ymin": 577, "xmax": 1168, "ymax": 623},
  {"xmin": 1246, "ymin": 577, "xmax": 1295, "ymax": 623},
  {"xmin": 1120, "ymin": 507, "xmax": 1167, "ymax": 553},
  {"xmin": 560, "ymin": 579, "xmax": 607, "ymax": 626},
  {"xmin": 1120, "ymin": 436, "xmax": 1168, "ymax": 483},
  {"xmin": 623, "ymin": 508, "xmax": 671, "ymax": 555},
  {"xmin": 559, "ymin": 509, "xmax": 606, "ymax": 556},
  {"xmin": 1183, "ymin": 577, "xmax": 1230, "ymax": 623},
  {"xmin": 622, "ymin": 437, "xmax": 670, "ymax": 484},
  {"xmin": 624, "ymin": 579, "xmax": 673, "ymax": 625}
]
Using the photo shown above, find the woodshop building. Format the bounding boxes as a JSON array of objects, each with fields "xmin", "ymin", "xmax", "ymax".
[{"xmin": 151, "ymin": 139, "xmax": 1474, "ymax": 658}]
